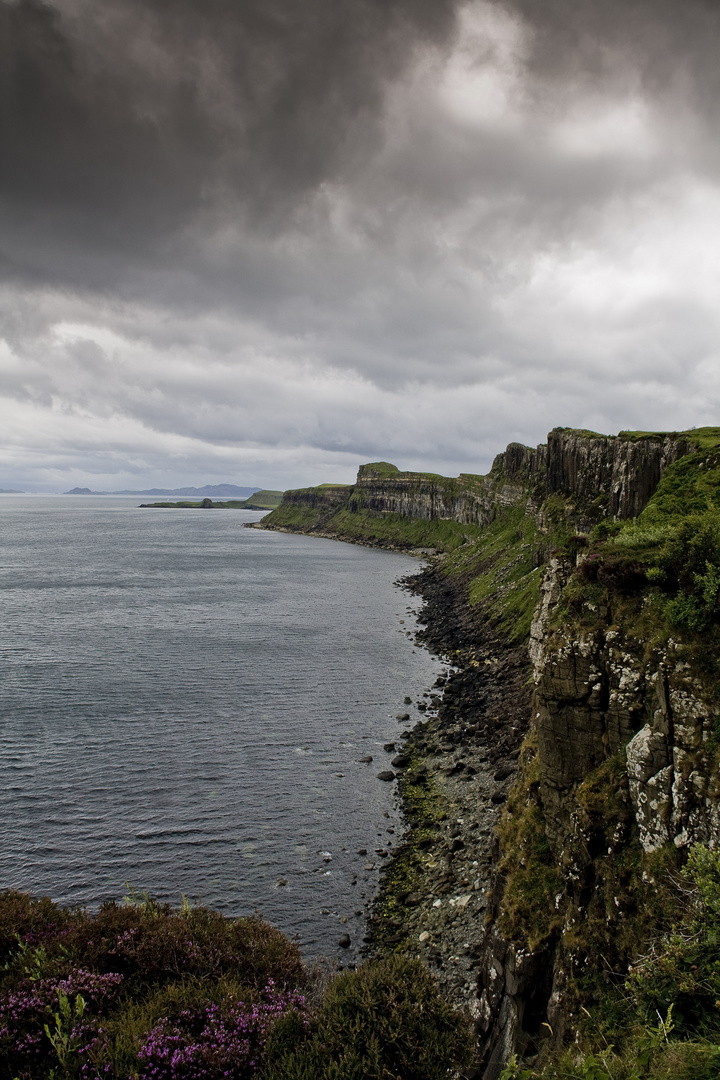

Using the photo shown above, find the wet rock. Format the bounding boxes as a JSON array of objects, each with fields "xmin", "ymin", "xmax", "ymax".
[
  {"xmin": 338, "ymin": 934, "xmax": 351, "ymax": 948},
  {"xmin": 383, "ymin": 743, "xmax": 396, "ymax": 752},
  {"xmin": 377, "ymin": 771, "xmax": 396, "ymax": 782},
  {"xmin": 391, "ymin": 754, "xmax": 410, "ymax": 768},
  {"xmin": 493, "ymin": 765, "xmax": 515, "ymax": 782},
  {"xmin": 396, "ymin": 713, "xmax": 411, "ymax": 721},
  {"xmin": 358, "ymin": 755, "xmax": 373, "ymax": 763}
]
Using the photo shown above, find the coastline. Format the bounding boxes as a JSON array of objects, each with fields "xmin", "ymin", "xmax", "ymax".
[
  {"xmin": 364, "ymin": 561, "xmax": 531, "ymax": 1014},
  {"xmin": 245, "ymin": 519, "xmax": 440, "ymax": 558},
  {"xmin": 248, "ymin": 515, "xmax": 527, "ymax": 1013}
]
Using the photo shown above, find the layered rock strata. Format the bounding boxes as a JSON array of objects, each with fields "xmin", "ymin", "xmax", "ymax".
[
  {"xmin": 264, "ymin": 428, "xmax": 691, "ymax": 539},
  {"xmin": 474, "ymin": 556, "xmax": 720, "ymax": 1078}
]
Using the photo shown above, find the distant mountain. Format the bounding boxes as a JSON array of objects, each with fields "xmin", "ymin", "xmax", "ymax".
[
  {"xmin": 64, "ymin": 484, "xmax": 263, "ymax": 497},
  {"xmin": 113, "ymin": 484, "xmax": 262, "ymax": 497},
  {"xmin": 0, "ymin": 488, "xmax": 24, "ymax": 494}
]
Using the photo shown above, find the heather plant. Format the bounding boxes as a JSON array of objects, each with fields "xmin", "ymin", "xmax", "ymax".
[
  {"xmin": 137, "ymin": 982, "xmax": 308, "ymax": 1080},
  {"xmin": 0, "ymin": 966, "xmax": 123, "ymax": 1077},
  {"xmin": 0, "ymin": 892, "xmax": 472, "ymax": 1080}
]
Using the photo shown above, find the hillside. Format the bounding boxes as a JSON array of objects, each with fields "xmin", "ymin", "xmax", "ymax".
[{"xmin": 259, "ymin": 427, "xmax": 720, "ymax": 1079}]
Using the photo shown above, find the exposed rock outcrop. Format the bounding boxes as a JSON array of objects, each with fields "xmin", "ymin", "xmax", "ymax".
[
  {"xmin": 265, "ymin": 428, "xmax": 691, "ymax": 542},
  {"xmin": 545, "ymin": 429, "xmax": 690, "ymax": 521},
  {"xmin": 351, "ymin": 462, "xmax": 527, "ymax": 527},
  {"xmin": 476, "ymin": 553, "xmax": 720, "ymax": 1077}
]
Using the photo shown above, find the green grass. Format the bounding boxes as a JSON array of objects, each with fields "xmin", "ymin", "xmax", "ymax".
[
  {"xmin": 324, "ymin": 508, "xmax": 484, "ymax": 551},
  {"xmin": 357, "ymin": 461, "xmax": 401, "ymax": 478},
  {"xmin": 242, "ymin": 490, "xmax": 284, "ymax": 509},
  {"xmin": 261, "ymin": 503, "xmax": 334, "ymax": 530},
  {"xmin": 441, "ymin": 505, "xmax": 542, "ymax": 644}
]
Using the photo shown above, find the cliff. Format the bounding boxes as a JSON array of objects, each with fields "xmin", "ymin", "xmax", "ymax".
[
  {"xmin": 259, "ymin": 425, "xmax": 720, "ymax": 1078},
  {"xmin": 261, "ymin": 428, "xmax": 694, "ymax": 549}
]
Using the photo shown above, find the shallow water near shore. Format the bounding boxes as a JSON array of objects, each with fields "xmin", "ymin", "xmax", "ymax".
[{"xmin": 0, "ymin": 496, "xmax": 444, "ymax": 958}]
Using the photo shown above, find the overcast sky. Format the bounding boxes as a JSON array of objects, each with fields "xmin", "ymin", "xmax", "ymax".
[{"xmin": 2, "ymin": 0, "xmax": 719, "ymax": 491}]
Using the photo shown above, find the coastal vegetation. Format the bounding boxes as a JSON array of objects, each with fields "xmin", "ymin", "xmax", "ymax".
[{"xmin": 0, "ymin": 889, "xmax": 471, "ymax": 1079}]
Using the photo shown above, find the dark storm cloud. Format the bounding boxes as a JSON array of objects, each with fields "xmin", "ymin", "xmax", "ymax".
[
  {"xmin": 1, "ymin": 0, "xmax": 720, "ymax": 490},
  {"xmin": 0, "ymin": 0, "xmax": 459, "ymax": 285}
]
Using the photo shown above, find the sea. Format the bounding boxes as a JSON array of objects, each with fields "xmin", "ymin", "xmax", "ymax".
[{"xmin": 0, "ymin": 496, "xmax": 444, "ymax": 959}]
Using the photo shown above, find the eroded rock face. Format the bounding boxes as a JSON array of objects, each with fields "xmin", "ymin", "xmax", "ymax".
[
  {"xmin": 545, "ymin": 429, "xmax": 689, "ymax": 520},
  {"xmin": 279, "ymin": 484, "xmax": 350, "ymax": 511},
  {"xmin": 532, "ymin": 561, "xmax": 720, "ymax": 856},
  {"xmin": 478, "ymin": 560, "xmax": 720, "ymax": 1077},
  {"xmin": 274, "ymin": 428, "xmax": 689, "ymax": 542},
  {"xmin": 476, "ymin": 926, "xmax": 553, "ymax": 1080},
  {"xmin": 352, "ymin": 465, "xmax": 528, "ymax": 527}
]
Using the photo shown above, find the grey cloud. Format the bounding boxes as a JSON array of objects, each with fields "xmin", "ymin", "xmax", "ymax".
[
  {"xmin": 1, "ymin": 0, "xmax": 720, "ymax": 489},
  {"xmin": 0, "ymin": 0, "xmax": 460, "ymax": 284}
]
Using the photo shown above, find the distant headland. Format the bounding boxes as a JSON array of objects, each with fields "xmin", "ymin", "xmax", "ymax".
[{"xmin": 64, "ymin": 483, "xmax": 264, "ymax": 497}]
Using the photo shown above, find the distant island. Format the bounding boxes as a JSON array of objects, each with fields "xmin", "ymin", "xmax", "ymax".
[
  {"xmin": 64, "ymin": 483, "xmax": 264, "ymax": 497},
  {"xmin": 140, "ymin": 490, "xmax": 283, "ymax": 510}
]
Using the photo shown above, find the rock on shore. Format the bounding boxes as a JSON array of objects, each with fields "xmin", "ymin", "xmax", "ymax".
[{"xmin": 366, "ymin": 561, "xmax": 532, "ymax": 1014}]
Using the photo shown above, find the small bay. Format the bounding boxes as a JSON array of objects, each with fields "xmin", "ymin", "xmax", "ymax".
[{"xmin": 0, "ymin": 496, "xmax": 442, "ymax": 958}]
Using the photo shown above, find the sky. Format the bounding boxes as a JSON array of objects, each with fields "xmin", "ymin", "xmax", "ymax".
[{"xmin": 2, "ymin": 0, "xmax": 720, "ymax": 491}]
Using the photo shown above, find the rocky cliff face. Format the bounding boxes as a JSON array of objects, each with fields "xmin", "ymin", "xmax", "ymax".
[
  {"xmin": 531, "ymin": 558, "xmax": 720, "ymax": 857},
  {"xmin": 352, "ymin": 431, "xmax": 689, "ymax": 529},
  {"xmin": 476, "ymin": 553, "xmax": 720, "ymax": 1078},
  {"xmin": 262, "ymin": 425, "xmax": 717, "ymax": 1077},
  {"xmin": 544, "ymin": 429, "xmax": 690, "ymax": 521},
  {"xmin": 351, "ymin": 462, "xmax": 528, "ymax": 527},
  {"xmin": 271, "ymin": 429, "xmax": 690, "ymax": 540}
]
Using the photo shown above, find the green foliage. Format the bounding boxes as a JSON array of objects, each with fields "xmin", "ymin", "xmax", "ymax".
[
  {"xmin": 0, "ymin": 893, "xmax": 471, "ymax": 1080},
  {"xmin": 43, "ymin": 988, "xmax": 86, "ymax": 1078},
  {"xmin": 444, "ymin": 505, "xmax": 542, "ymax": 644},
  {"xmin": 639, "ymin": 450, "xmax": 720, "ymax": 524},
  {"xmin": 628, "ymin": 845, "xmax": 720, "ymax": 1037},
  {"xmin": 260, "ymin": 955, "xmax": 472, "ymax": 1080},
  {"xmin": 495, "ymin": 733, "xmax": 564, "ymax": 949}
]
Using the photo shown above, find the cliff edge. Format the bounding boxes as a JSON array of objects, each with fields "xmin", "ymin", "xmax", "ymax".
[{"xmin": 260, "ymin": 426, "xmax": 720, "ymax": 1078}]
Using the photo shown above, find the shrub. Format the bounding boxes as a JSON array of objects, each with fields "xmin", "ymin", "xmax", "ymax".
[
  {"xmin": 261, "ymin": 955, "xmax": 472, "ymax": 1080},
  {"xmin": 628, "ymin": 844, "xmax": 720, "ymax": 1035},
  {"xmin": 137, "ymin": 982, "xmax": 308, "ymax": 1080}
]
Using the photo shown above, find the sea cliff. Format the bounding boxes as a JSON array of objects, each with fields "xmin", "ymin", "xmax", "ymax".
[{"xmin": 259, "ymin": 426, "xmax": 720, "ymax": 1078}]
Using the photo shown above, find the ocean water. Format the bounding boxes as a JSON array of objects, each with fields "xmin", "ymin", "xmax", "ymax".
[{"xmin": 0, "ymin": 496, "xmax": 443, "ymax": 957}]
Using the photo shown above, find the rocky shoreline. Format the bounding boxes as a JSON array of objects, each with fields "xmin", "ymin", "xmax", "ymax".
[{"xmin": 365, "ymin": 562, "xmax": 532, "ymax": 1016}]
